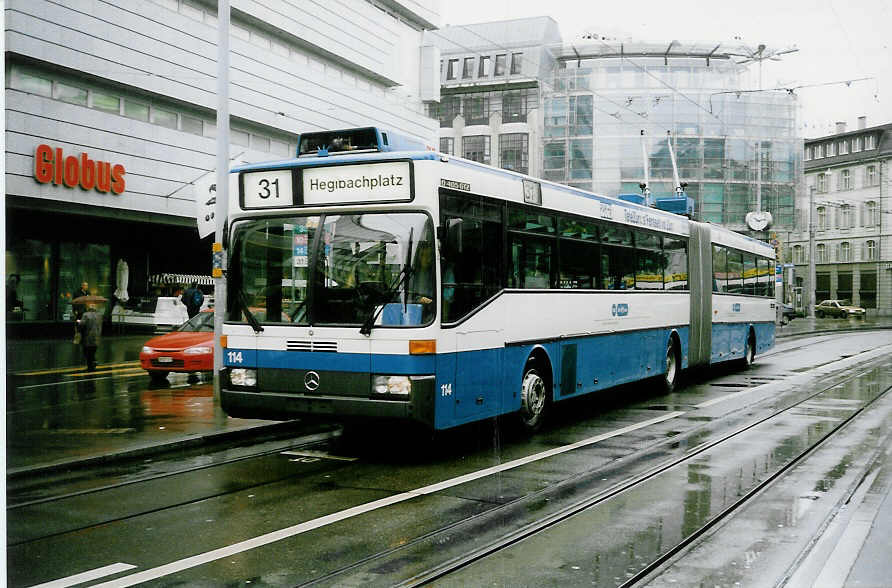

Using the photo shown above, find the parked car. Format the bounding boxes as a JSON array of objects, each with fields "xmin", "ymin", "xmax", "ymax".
[
  {"xmin": 780, "ymin": 303, "xmax": 796, "ymax": 324},
  {"xmin": 815, "ymin": 299, "xmax": 866, "ymax": 319},
  {"xmin": 111, "ymin": 296, "xmax": 189, "ymax": 332},
  {"xmin": 139, "ymin": 310, "xmax": 214, "ymax": 381}
]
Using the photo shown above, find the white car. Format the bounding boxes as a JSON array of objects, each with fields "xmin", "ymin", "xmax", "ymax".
[{"xmin": 112, "ymin": 296, "xmax": 189, "ymax": 331}]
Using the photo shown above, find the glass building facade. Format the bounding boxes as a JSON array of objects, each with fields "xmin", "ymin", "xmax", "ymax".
[{"xmin": 543, "ymin": 45, "xmax": 800, "ymax": 232}]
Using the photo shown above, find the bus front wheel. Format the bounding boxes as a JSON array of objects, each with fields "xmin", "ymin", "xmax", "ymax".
[{"xmin": 518, "ymin": 364, "xmax": 550, "ymax": 433}]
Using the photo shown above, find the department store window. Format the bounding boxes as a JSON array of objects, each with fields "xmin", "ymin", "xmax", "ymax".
[
  {"xmin": 252, "ymin": 135, "xmax": 270, "ymax": 152},
  {"xmin": 91, "ymin": 91, "xmax": 121, "ymax": 114},
  {"xmin": 58, "ymin": 242, "xmax": 111, "ymax": 322},
  {"xmin": 124, "ymin": 100, "xmax": 150, "ymax": 121},
  {"xmin": 5, "ymin": 239, "xmax": 53, "ymax": 323},
  {"xmin": 231, "ymin": 23, "xmax": 250, "ymax": 41},
  {"xmin": 494, "ymin": 54, "xmax": 507, "ymax": 76},
  {"xmin": 231, "ymin": 129, "xmax": 250, "ymax": 147},
  {"xmin": 499, "ymin": 133, "xmax": 529, "ymax": 174},
  {"xmin": 865, "ymin": 240, "xmax": 877, "ymax": 261},
  {"xmin": 511, "ymin": 53, "xmax": 523, "ymax": 75},
  {"xmin": 462, "ymin": 135, "xmax": 491, "ymax": 165},
  {"xmin": 867, "ymin": 165, "xmax": 878, "ymax": 186},
  {"xmin": 270, "ymin": 139, "xmax": 290, "ymax": 157},
  {"xmin": 181, "ymin": 114, "xmax": 203, "ymax": 135},
  {"xmin": 151, "ymin": 106, "xmax": 178, "ymax": 129},
  {"xmin": 440, "ymin": 137, "xmax": 454, "ymax": 155},
  {"xmin": 478, "ymin": 56, "xmax": 491, "ymax": 77},
  {"xmin": 10, "ymin": 63, "xmax": 293, "ymax": 155},
  {"xmin": 54, "ymin": 82, "xmax": 88, "ymax": 106},
  {"xmin": 9, "ymin": 69, "xmax": 52, "ymax": 96},
  {"xmin": 463, "ymin": 57, "xmax": 475, "ymax": 79}
]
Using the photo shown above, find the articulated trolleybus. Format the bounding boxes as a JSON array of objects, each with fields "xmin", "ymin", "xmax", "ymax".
[{"xmin": 220, "ymin": 127, "xmax": 776, "ymax": 432}]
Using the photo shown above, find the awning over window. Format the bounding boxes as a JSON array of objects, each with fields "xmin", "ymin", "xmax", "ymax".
[{"xmin": 149, "ymin": 273, "xmax": 214, "ymax": 286}]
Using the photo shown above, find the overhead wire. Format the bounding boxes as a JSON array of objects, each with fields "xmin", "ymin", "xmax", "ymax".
[{"xmin": 589, "ymin": 37, "xmax": 726, "ymax": 123}]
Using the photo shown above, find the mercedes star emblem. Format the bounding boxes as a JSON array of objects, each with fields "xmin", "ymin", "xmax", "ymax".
[{"xmin": 304, "ymin": 371, "xmax": 320, "ymax": 391}]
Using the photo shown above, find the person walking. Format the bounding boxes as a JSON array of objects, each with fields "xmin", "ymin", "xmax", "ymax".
[
  {"xmin": 78, "ymin": 303, "xmax": 102, "ymax": 371},
  {"xmin": 181, "ymin": 281, "xmax": 204, "ymax": 319},
  {"xmin": 73, "ymin": 281, "xmax": 89, "ymax": 320}
]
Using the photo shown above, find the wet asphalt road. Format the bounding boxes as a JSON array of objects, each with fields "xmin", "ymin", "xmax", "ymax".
[{"xmin": 6, "ymin": 330, "xmax": 892, "ymax": 587}]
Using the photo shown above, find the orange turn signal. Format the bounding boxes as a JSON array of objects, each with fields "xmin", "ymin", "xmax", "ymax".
[
  {"xmin": 409, "ymin": 339, "xmax": 436, "ymax": 355},
  {"xmin": 220, "ymin": 335, "xmax": 228, "ymax": 349}
]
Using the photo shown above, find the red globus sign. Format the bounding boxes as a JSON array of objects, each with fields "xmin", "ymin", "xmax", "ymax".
[{"xmin": 34, "ymin": 144, "xmax": 126, "ymax": 195}]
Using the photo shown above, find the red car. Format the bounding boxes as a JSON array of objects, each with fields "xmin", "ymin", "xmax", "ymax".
[{"xmin": 140, "ymin": 310, "xmax": 214, "ymax": 381}]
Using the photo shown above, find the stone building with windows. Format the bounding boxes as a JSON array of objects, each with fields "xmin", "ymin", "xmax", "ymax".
[
  {"xmin": 5, "ymin": 0, "xmax": 441, "ymax": 335},
  {"xmin": 429, "ymin": 19, "xmax": 801, "ymax": 238},
  {"xmin": 426, "ymin": 17, "xmax": 562, "ymax": 177},
  {"xmin": 785, "ymin": 119, "xmax": 892, "ymax": 315}
]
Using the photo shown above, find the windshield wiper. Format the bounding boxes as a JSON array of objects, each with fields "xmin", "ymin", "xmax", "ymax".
[
  {"xmin": 360, "ymin": 228, "xmax": 413, "ymax": 336},
  {"xmin": 289, "ymin": 298, "xmax": 308, "ymax": 323},
  {"xmin": 238, "ymin": 288, "xmax": 264, "ymax": 333},
  {"xmin": 359, "ymin": 265, "xmax": 413, "ymax": 336}
]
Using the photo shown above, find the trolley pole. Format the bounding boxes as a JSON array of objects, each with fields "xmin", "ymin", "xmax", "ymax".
[{"xmin": 213, "ymin": 0, "xmax": 230, "ymax": 401}]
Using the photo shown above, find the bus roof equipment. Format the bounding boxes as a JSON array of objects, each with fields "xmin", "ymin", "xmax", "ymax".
[{"xmin": 296, "ymin": 126, "xmax": 431, "ymax": 158}]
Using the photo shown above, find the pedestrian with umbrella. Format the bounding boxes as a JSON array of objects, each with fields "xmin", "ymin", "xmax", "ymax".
[{"xmin": 73, "ymin": 295, "xmax": 106, "ymax": 371}]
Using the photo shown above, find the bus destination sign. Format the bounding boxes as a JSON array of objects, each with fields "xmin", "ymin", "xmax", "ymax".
[{"xmin": 303, "ymin": 161, "xmax": 411, "ymax": 205}]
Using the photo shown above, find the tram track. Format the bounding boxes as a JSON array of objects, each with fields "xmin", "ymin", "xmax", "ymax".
[
  {"xmin": 300, "ymin": 354, "xmax": 892, "ymax": 587},
  {"xmin": 8, "ymin": 338, "xmax": 891, "ymax": 587},
  {"xmin": 6, "ymin": 429, "xmax": 340, "ymax": 546}
]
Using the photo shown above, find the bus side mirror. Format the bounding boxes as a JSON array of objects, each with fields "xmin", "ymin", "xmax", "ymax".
[{"xmin": 446, "ymin": 218, "xmax": 463, "ymax": 254}]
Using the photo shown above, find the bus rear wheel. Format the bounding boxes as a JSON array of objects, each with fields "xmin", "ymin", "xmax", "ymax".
[
  {"xmin": 741, "ymin": 332, "xmax": 756, "ymax": 369},
  {"xmin": 518, "ymin": 364, "xmax": 549, "ymax": 433},
  {"xmin": 661, "ymin": 338, "xmax": 680, "ymax": 393}
]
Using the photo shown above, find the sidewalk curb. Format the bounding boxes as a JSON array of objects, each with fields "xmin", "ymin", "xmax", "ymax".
[{"xmin": 6, "ymin": 420, "xmax": 309, "ymax": 480}]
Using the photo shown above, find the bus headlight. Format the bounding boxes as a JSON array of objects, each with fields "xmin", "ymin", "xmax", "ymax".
[
  {"xmin": 372, "ymin": 375, "xmax": 411, "ymax": 397},
  {"xmin": 230, "ymin": 368, "xmax": 257, "ymax": 387}
]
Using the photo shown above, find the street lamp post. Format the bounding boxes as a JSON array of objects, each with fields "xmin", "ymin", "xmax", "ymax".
[{"xmin": 808, "ymin": 184, "xmax": 816, "ymax": 318}]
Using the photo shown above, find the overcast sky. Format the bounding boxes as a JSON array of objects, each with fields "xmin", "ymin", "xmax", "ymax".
[{"xmin": 440, "ymin": 0, "xmax": 890, "ymax": 138}]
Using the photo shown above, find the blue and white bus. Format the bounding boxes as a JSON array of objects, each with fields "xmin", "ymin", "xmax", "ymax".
[{"xmin": 220, "ymin": 127, "xmax": 776, "ymax": 432}]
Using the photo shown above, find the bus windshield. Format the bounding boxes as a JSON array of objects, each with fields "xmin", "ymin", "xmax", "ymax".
[{"xmin": 228, "ymin": 212, "xmax": 436, "ymax": 327}]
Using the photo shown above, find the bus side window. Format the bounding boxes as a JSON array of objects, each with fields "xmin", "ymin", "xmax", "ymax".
[
  {"xmin": 713, "ymin": 245, "xmax": 726, "ymax": 293},
  {"xmin": 440, "ymin": 201, "xmax": 503, "ymax": 323},
  {"xmin": 663, "ymin": 237, "xmax": 688, "ymax": 290}
]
